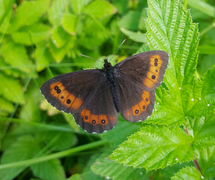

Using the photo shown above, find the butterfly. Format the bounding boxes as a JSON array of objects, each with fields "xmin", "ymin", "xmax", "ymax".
[{"xmin": 40, "ymin": 51, "xmax": 169, "ymax": 133}]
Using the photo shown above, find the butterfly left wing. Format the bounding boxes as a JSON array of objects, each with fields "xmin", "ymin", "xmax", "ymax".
[
  {"xmin": 114, "ymin": 51, "xmax": 169, "ymax": 122},
  {"xmin": 40, "ymin": 70, "xmax": 118, "ymax": 133}
]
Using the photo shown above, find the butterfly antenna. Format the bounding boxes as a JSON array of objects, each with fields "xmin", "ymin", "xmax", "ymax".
[
  {"xmin": 109, "ymin": 39, "xmax": 126, "ymax": 61},
  {"xmin": 79, "ymin": 54, "xmax": 98, "ymax": 61}
]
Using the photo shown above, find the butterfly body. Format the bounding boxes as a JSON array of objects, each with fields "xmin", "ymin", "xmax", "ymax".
[{"xmin": 40, "ymin": 51, "xmax": 169, "ymax": 133}]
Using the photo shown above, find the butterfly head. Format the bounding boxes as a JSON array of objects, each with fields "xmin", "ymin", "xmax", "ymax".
[{"xmin": 103, "ymin": 59, "xmax": 113, "ymax": 70}]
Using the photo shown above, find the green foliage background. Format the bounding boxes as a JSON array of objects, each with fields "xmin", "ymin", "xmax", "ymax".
[{"xmin": 0, "ymin": 0, "xmax": 215, "ymax": 179}]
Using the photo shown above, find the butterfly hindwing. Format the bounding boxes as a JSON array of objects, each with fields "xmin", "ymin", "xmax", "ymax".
[
  {"xmin": 40, "ymin": 70, "xmax": 118, "ymax": 133},
  {"xmin": 114, "ymin": 51, "xmax": 168, "ymax": 122}
]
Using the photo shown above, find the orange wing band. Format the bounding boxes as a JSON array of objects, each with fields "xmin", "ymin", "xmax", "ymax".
[
  {"xmin": 80, "ymin": 108, "xmax": 116, "ymax": 126},
  {"xmin": 50, "ymin": 81, "xmax": 83, "ymax": 110},
  {"xmin": 144, "ymin": 55, "xmax": 163, "ymax": 88},
  {"xmin": 124, "ymin": 90, "xmax": 151, "ymax": 118}
]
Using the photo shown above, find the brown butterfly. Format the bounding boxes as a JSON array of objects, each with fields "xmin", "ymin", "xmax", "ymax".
[{"xmin": 40, "ymin": 51, "xmax": 169, "ymax": 133}]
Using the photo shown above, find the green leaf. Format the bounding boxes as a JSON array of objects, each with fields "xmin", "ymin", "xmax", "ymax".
[
  {"xmin": 0, "ymin": 97, "xmax": 14, "ymax": 114},
  {"xmin": 35, "ymin": 42, "xmax": 55, "ymax": 71},
  {"xmin": 145, "ymin": 0, "xmax": 200, "ymax": 126},
  {"xmin": 0, "ymin": 73, "xmax": 25, "ymax": 104},
  {"xmin": 109, "ymin": 125, "xmax": 194, "ymax": 171},
  {"xmin": 71, "ymin": 0, "xmax": 91, "ymax": 15},
  {"xmin": 0, "ymin": 0, "xmax": 13, "ymax": 33},
  {"xmin": 0, "ymin": 136, "xmax": 41, "ymax": 180},
  {"xmin": 102, "ymin": 118, "xmax": 141, "ymax": 148},
  {"xmin": 48, "ymin": 35, "xmax": 76, "ymax": 62},
  {"xmin": 48, "ymin": 0, "xmax": 70, "ymax": 26},
  {"xmin": 190, "ymin": 116, "xmax": 215, "ymax": 149},
  {"xmin": 198, "ymin": 45, "xmax": 215, "ymax": 55},
  {"xmin": 36, "ymin": 131, "xmax": 77, "ymax": 152},
  {"xmin": 171, "ymin": 166, "xmax": 201, "ymax": 180},
  {"xmin": 31, "ymin": 159, "xmax": 66, "ymax": 180},
  {"xmin": 8, "ymin": 0, "xmax": 50, "ymax": 33},
  {"xmin": 12, "ymin": 24, "xmax": 51, "ymax": 45},
  {"xmin": 195, "ymin": 147, "xmax": 215, "ymax": 178},
  {"xmin": 51, "ymin": 25, "xmax": 71, "ymax": 48},
  {"xmin": 1, "ymin": 41, "xmax": 33, "ymax": 73},
  {"xmin": 187, "ymin": 0, "xmax": 215, "ymax": 17},
  {"xmin": 120, "ymin": 28, "xmax": 147, "ymax": 43},
  {"xmin": 61, "ymin": 13, "xmax": 78, "ymax": 35},
  {"xmin": 83, "ymin": 0, "xmax": 117, "ymax": 18},
  {"xmin": 118, "ymin": 11, "xmax": 141, "ymax": 31},
  {"xmin": 80, "ymin": 153, "xmax": 106, "ymax": 180},
  {"xmin": 91, "ymin": 151, "xmax": 148, "ymax": 180}
]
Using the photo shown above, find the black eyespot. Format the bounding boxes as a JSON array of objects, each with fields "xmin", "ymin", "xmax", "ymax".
[
  {"xmin": 101, "ymin": 119, "xmax": 106, "ymax": 124},
  {"xmin": 156, "ymin": 69, "xmax": 158, "ymax": 72},
  {"xmin": 146, "ymin": 98, "xmax": 148, "ymax": 102},
  {"xmin": 135, "ymin": 110, "xmax": 139, "ymax": 114},
  {"xmin": 154, "ymin": 62, "xmax": 158, "ymax": 66},
  {"xmin": 85, "ymin": 116, "xmax": 88, "ymax": 120},
  {"xmin": 152, "ymin": 75, "xmax": 156, "ymax": 79},
  {"xmin": 66, "ymin": 99, "xmax": 71, "ymax": 104},
  {"xmin": 92, "ymin": 120, "xmax": 96, "ymax": 124},
  {"xmin": 57, "ymin": 89, "xmax": 61, "ymax": 93},
  {"xmin": 142, "ymin": 105, "xmax": 145, "ymax": 109},
  {"xmin": 61, "ymin": 96, "xmax": 64, "ymax": 99},
  {"xmin": 154, "ymin": 58, "xmax": 158, "ymax": 62},
  {"xmin": 54, "ymin": 86, "xmax": 58, "ymax": 90}
]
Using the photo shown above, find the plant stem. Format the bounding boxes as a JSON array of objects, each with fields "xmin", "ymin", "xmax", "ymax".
[{"xmin": 0, "ymin": 140, "xmax": 108, "ymax": 170}]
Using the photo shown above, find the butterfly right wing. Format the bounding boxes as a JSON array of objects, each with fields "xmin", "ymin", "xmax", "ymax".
[{"xmin": 114, "ymin": 51, "xmax": 168, "ymax": 122}]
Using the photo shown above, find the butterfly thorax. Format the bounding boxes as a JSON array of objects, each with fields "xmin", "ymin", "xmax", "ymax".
[{"xmin": 103, "ymin": 59, "xmax": 120, "ymax": 112}]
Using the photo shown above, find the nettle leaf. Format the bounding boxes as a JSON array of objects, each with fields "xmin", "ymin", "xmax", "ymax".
[
  {"xmin": 171, "ymin": 166, "xmax": 202, "ymax": 180},
  {"xmin": 109, "ymin": 125, "xmax": 194, "ymax": 171},
  {"xmin": 145, "ymin": 0, "xmax": 199, "ymax": 126}
]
